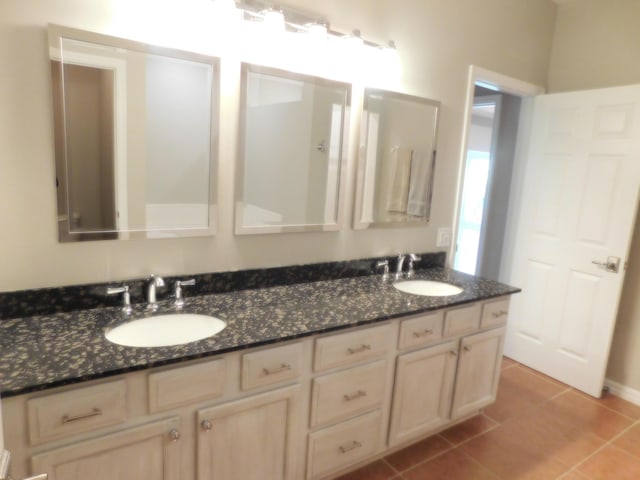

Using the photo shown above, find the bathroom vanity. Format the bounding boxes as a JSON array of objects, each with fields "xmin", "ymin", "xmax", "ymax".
[{"xmin": 0, "ymin": 261, "xmax": 518, "ymax": 480}]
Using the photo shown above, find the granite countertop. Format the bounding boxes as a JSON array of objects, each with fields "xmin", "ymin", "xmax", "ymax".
[{"xmin": 0, "ymin": 268, "xmax": 519, "ymax": 398}]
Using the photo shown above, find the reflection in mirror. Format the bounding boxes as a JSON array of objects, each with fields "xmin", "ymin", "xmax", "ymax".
[
  {"xmin": 236, "ymin": 64, "xmax": 350, "ymax": 234},
  {"xmin": 354, "ymin": 88, "xmax": 440, "ymax": 229},
  {"xmin": 48, "ymin": 25, "xmax": 219, "ymax": 241}
]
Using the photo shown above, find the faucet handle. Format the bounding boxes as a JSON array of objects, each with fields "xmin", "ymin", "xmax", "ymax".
[
  {"xmin": 375, "ymin": 260, "xmax": 390, "ymax": 281},
  {"xmin": 107, "ymin": 285, "xmax": 132, "ymax": 315},
  {"xmin": 174, "ymin": 279, "xmax": 196, "ymax": 309}
]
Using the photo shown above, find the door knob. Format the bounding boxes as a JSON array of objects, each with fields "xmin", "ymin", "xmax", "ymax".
[{"xmin": 591, "ymin": 256, "xmax": 620, "ymax": 273}]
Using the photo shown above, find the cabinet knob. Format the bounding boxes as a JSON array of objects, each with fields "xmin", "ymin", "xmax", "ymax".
[
  {"xmin": 463, "ymin": 345, "xmax": 473, "ymax": 352},
  {"xmin": 449, "ymin": 350, "xmax": 458, "ymax": 356},
  {"xmin": 169, "ymin": 429, "xmax": 181, "ymax": 442},
  {"xmin": 201, "ymin": 419, "xmax": 213, "ymax": 432}
]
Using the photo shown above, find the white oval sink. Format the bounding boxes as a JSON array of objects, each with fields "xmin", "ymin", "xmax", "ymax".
[
  {"xmin": 393, "ymin": 280, "xmax": 463, "ymax": 297},
  {"xmin": 105, "ymin": 314, "xmax": 226, "ymax": 348}
]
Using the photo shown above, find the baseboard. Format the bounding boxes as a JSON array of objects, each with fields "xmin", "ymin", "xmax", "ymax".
[{"xmin": 604, "ymin": 378, "xmax": 640, "ymax": 406}]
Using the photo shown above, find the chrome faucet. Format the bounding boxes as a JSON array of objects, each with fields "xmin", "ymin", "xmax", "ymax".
[
  {"xmin": 146, "ymin": 274, "xmax": 165, "ymax": 311},
  {"xmin": 407, "ymin": 253, "xmax": 422, "ymax": 278},
  {"xmin": 395, "ymin": 254, "xmax": 408, "ymax": 280},
  {"xmin": 395, "ymin": 253, "xmax": 422, "ymax": 280}
]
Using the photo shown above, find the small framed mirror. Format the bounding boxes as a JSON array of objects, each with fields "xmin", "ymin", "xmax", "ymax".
[
  {"xmin": 354, "ymin": 88, "xmax": 440, "ymax": 229},
  {"xmin": 235, "ymin": 63, "xmax": 350, "ymax": 234},
  {"xmin": 49, "ymin": 25, "xmax": 219, "ymax": 241}
]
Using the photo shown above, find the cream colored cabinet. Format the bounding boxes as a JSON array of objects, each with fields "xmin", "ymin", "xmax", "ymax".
[
  {"xmin": 31, "ymin": 417, "xmax": 181, "ymax": 480},
  {"xmin": 388, "ymin": 340, "xmax": 458, "ymax": 446},
  {"xmin": 197, "ymin": 385, "xmax": 301, "ymax": 480},
  {"xmin": 451, "ymin": 327, "xmax": 506, "ymax": 420}
]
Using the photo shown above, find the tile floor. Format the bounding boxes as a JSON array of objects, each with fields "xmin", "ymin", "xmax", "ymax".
[{"xmin": 335, "ymin": 357, "xmax": 640, "ymax": 480}]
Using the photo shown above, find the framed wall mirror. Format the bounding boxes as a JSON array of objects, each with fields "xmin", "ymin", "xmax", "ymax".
[
  {"xmin": 235, "ymin": 63, "xmax": 350, "ymax": 234},
  {"xmin": 354, "ymin": 88, "xmax": 440, "ymax": 229},
  {"xmin": 49, "ymin": 25, "xmax": 219, "ymax": 242}
]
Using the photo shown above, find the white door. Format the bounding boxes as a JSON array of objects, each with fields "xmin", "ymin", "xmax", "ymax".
[{"xmin": 504, "ymin": 84, "xmax": 640, "ymax": 397}]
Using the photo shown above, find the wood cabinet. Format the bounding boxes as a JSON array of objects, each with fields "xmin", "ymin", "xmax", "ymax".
[
  {"xmin": 4, "ymin": 295, "xmax": 512, "ymax": 480},
  {"xmin": 31, "ymin": 417, "xmax": 181, "ymax": 480},
  {"xmin": 388, "ymin": 340, "xmax": 458, "ymax": 446},
  {"xmin": 451, "ymin": 327, "xmax": 506, "ymax": 420},
  {"xmin": 196, "ymin": 385, "xmax": 301, "ymax": 480}
]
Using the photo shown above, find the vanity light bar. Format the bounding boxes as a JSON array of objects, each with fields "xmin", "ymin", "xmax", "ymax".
[{"xmin": 234, "ymin": 0, "xmax": 396, "ymax": 50}]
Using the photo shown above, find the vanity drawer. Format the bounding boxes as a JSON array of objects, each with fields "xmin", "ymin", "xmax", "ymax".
[
  {"xmin": 27, "ymin": 379, "xmax": 128, "ymax": 445},
  {"xmin": 313, "ymin": 324, "xmax": 391, "ymax": 372},
  {"xmin": 481, "ymin": 298, "xmax": 510, "ymax": 328},
  {"xmin": 307, "ymin": 410, "xmax": 382, "ymax": 480},
  {"xmin": 398, "ymin": 311, "xmax": 444, "ymax": 350},
  {"xmin": 443, "ymin": 303, "xmax": 482, "ymax": 337},
  {"xmin": 310, "ymin": 360, "xmax": 387, "ymax": 428},
  {"xmin": 148, "ymin": 358, "xmax": 226, "ymax": 413},
  {"xmin": 241, "ymin": 342, "xmax": 302, "ymax": 391}
]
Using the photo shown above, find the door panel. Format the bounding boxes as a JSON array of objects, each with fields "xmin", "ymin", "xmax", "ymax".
[{"xmin": 505, "ymin": 85, "xmax": 640, "ymax": 396}]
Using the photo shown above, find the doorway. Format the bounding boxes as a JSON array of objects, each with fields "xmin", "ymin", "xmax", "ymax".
[{"xmin": 454, "ymin": 86, "xmax": 522, "ymax": 281}]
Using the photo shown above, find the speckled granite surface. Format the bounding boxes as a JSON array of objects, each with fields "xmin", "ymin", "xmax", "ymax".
[{"xmin": 0, "ymin": 267, "xmax": 519, "ymax": 398}]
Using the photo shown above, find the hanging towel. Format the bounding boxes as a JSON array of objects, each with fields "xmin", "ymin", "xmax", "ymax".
[
  {"xmin": 386, "ymin": 147, "xmax": 412, "ymax": 213},
  {"xmin": 407, "ymin": 150, "xmax": 431, "ymax": 217}
]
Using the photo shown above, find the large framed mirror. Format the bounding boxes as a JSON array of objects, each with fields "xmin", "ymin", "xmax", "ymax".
[
  {"xmin": 48, "ymin": 25, "xmax": 219, "ymax": 241},
  {"xmin": 354, "ymin": 88, "xmax": 440, "ymax": 229},
  {"xmin": 235, "ymin": 63, "xmax": 350, "ymax": 234}
]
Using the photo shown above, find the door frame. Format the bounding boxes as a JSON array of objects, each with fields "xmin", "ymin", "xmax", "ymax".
[{"xmin": 451, "ymin": 66, "xmax": 544, "ymax": 274}]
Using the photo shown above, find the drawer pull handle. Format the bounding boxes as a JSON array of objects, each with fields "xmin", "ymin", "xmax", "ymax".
[
  {"xmin": 463, "ymin": 345, "xmax": 473, "ymax": 352},
  {"xmin": 413, "ymin": 329, "xmax": 434, "ymax": 338},
  {"xmin": 450, "ymin": 350, "xmax": 458, "ymax": 356},
  {"xmin": 347, "ymin": 344, "xmax": 372, "ymax": 355},
  {"xmin": 491, "ymin": 310, "xmax": 508, "ymax": 318},
  {"xmin": 201, "ymin": 419, "xmax": 212, "ymax": 432},
  {"xmin": 343, "ymin": 390, "xmax": 367, "ymax": 401},
  {"xmin": 62, "ymin": 408, "xmax": 102, "ymax": 424},
  {"xmin": 169, "ymin": 429, "xmax": 181, "ymax": 442},
  {"xmin": 339, "ymin": 440, "xmax": 363, "ymax": 454},
  {"xmin": 262, "ymin": 363, "xmax": 292, "ymax": 376}
]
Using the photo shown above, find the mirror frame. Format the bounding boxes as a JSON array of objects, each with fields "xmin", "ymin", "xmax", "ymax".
[
  {"xmin": 48, "ymin": 24, "xmax": 220, "ymax": 241},
  {"xmin": 235, "ymin": 63, "xmax": 351, "ymax": 235},
  {"xmin": 353, "ymin": 87, "xmax": 440, "ymax": 230}
]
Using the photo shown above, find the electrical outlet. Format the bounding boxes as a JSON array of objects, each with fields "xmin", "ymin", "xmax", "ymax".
[{"xmin": 437, "ymin": 228, "xmax": 452, "ymax": 247}]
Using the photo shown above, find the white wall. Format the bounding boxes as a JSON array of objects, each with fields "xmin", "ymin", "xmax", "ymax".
[
  {"xmin": 546, "ymin": 0, "xmax": 640, "ymax": 392},
  {"xmin": 0, "ymin": 0, "xmax": 556, "ymax": 291}
]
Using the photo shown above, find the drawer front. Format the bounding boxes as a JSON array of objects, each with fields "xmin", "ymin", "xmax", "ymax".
[
  {"xmin": 443, "ymin": 303, "xmax": 481, "ymax": 337},
  {"xmin": 310, "ymin": 360, "xmax": 387, "ymax": 428},
  {"xmin": 307, "ymin": 410, "xmax": 382, "ymax": 480},
  {"xmin": 481, "ymin": 298, "xmax": 510, "ymax": 328},
  {"xmin": 149, "ymin": 358, "xmax": 226, "ymax": 413},
  {"xmin": 398, "ymin": 311, "xmax": 444, "ymax": 350},
  {"xmin": 27, "ymin": 379, "xmax": 127, "ymax": 445},
  {"xmin": 314, "ymin": 324, "xmax": 391, "ymax": 372},
  {"xmin": 242, "ymin": 342, "xmax": 302, "ymax": 391}
]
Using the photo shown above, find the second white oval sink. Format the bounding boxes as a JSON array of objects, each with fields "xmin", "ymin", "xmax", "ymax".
[
  {"xmin": 393, "ymin": 280, "xmax": 463, "ymax": 297},
  {"xmin": 105, "ymin": 314, "xmax": 226, "ymax": 348}
]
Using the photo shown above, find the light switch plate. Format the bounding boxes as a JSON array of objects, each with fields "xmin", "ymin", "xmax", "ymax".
[{"xmin": 437, "ymin": 228, "xmax": 452, "ymax": 247}]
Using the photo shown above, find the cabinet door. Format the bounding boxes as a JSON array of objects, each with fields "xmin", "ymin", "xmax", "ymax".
[
  {"xmin": 451, "ymin": 327, "xmax": 505, "ymax": 420},
  {"xmin": 31, "ymin": 417, "xmax": 181, "ymax": 480},
  {"xmin": 388, "ymin": 340, "xmax": 458, "ymax": 447},
  {"xmin": 197, "ymin": 385, "xmax": 301, "ymax": 480}
]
